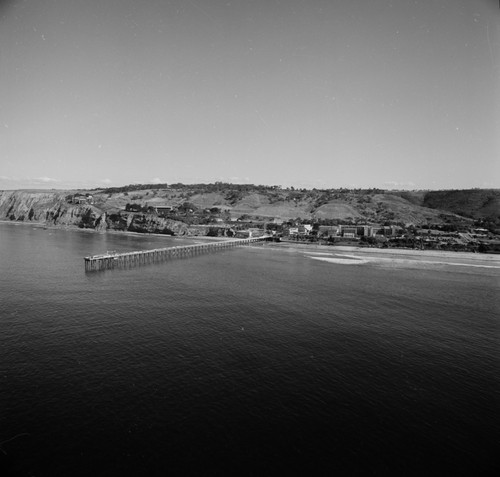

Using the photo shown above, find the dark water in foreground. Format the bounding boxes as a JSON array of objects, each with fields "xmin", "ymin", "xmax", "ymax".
[{"xmin": 1, "ymin": 223, "xmax": 499, "ymax": 476}]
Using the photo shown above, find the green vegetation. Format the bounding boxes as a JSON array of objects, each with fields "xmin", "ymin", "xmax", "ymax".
[
  {"xmin": 422, "ymin": 189, "xmax": 500, "ymax": 222},
  {"xmin": 1, "ymin": 185, "xmax": 499, "ymax": 247},
  {"xmin": 86, "ymin": 183, "xmax": 500, "ymax": 229}
]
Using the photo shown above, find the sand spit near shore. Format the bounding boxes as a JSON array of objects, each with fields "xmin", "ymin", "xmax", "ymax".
[
  {"xmin": 266, "ymin": 242, "xmax": 500, "ymax": 267},
  {"xmin": 321, "ymin": 245, "xmax": 500, "ymax": 262}
]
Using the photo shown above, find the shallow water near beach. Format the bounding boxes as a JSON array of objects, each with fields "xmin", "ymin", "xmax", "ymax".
[{"xmin": 1, "ymin": 223, "xmax": 499, "ymax": 475}]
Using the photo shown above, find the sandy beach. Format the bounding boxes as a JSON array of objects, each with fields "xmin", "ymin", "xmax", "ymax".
[{"xmin": 268, "ymin": 241, "xmax": 500, "ymax": 267}]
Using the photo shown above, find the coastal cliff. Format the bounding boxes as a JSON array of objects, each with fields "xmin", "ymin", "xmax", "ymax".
[
  {"xmin": 0, "ymin": 190, "xmax": 188, "ymax": 235},
  {"xmin": 1, "ymin": 185, "xmax": 498, "ymax": 236}
]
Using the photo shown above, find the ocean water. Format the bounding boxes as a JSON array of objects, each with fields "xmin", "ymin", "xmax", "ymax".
[{"xmin": 1, "ymin": 223, "xmax": 499, "ymax": 476}]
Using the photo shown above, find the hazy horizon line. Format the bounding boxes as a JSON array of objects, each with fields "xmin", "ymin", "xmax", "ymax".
[{"xmin": 1, "ymin": 181, "xmax": 499, "ymax": 193}]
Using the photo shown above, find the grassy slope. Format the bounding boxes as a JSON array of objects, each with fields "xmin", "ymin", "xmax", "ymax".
[
  {"xmin": 83, "ymin": 188, "xmax": 489, "ymax": 224},
  {"xmin": 367, "ymin": 194, "xmax": 451, "ymax": 224},
  {"xmin": 2, "ymin": 186, "xmax": 497, "ymax": 226},
  {"xmin": 314, "ymin": 202, "xmax": 362, "ymax": 220},
  {"xmin": 422, "ymin": 190, "xmax": 500, "ymax": 219}
]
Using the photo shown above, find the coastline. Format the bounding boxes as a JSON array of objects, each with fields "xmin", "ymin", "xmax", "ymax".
[
  {"xmin": 0, "ymin": 219, "xmax": 239, "ymax": 243},
  {"xmin": 268, "ymin": 241, "xmax": 500, "ymax": 263},
  {"xmin": 2, "ymin": 220, "xmax": 500, "ymax": 261}
]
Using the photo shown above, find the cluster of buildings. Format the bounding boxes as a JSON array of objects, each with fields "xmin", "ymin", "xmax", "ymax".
[
  {"xmin": 283, "ymin": 224, "xmax": 403, "ymax": 239},
  {"xmin": 68, "ymin": 194, "xmax": 94, "ymax": 205},
  {"xmin": 282, "ymin": 223, "xmax": 499, "ymax": 252},
  {"xmin": 315, "ymin": 224, "xmax": 402, "ymax": 238},
  {"xmin": 120, "ymin": 201, "xmax": 499, "ymax": 251},
  {"xmin": 286, "ymin": 224, "xmax": 495, "ymax": 240}
]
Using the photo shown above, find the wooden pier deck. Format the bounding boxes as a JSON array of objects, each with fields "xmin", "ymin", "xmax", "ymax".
[{"xmin": 84, "ymin": 236, "xmax": 271, "ymax": 271}]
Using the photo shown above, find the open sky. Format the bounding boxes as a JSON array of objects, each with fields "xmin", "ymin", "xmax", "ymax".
[{"xmin": 1, "ymin": 0, "xmax": 499, "ymax": 190}]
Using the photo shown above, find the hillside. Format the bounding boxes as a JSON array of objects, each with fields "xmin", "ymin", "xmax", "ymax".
[
  {"xmin": 421, "ymin": 189, "xmax": 500, "ymax": 220},
  {"xmin": 1, "ymin": 184, "xmax": 498, "ymax": 235}
]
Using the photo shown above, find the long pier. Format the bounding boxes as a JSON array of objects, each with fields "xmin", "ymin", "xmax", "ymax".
[{"xmin": 84, "ymin": 236, "xmax": 271, "ymax": 272}]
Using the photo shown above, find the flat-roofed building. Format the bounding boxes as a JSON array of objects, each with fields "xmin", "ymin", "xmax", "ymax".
[
  {"xmin": 318, "ymin": 225, "xmax": 339, "ymax": 237},
  {"xmin": 155, "ymin": 205, "xmax": 174, "ymax": 215}
]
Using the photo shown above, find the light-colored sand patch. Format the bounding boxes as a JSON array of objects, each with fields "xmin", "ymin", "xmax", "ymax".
[
  {"xmin": 308, "ymin": 252, "xmax": 500, "ymax": 270},
  {"xmin": 335, "ymin": 253, "xmax": 500, "ymax": 269},
  {"xmin": 303, "ymin": 251, "xmax": 336, "ymax": 256},
  {"xmin": 309, "ymin": 256, "xmax": 369, "ymax": 265},
  {"xmin": 328, "ymin": 246, "xmax": 500, "ymax": 263}
]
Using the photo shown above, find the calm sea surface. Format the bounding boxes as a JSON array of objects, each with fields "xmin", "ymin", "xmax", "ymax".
[{"xmin": 1, "ymin": 223, "xmax": 499, "ymax": 476}]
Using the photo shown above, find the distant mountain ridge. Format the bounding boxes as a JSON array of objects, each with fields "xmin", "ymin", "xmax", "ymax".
[{"xmin": 1, "ymin": 185, "xmax": 498, "ymax": 234}]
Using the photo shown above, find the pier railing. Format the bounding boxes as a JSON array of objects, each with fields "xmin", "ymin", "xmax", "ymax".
[{"xmin": 84, "ymin": 236, "xmax": 271, "ymax": 271}]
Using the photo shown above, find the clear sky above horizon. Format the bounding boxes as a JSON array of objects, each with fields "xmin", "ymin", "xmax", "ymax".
[{"xmin": 1, "ymin": 0, "xmax": 499, "ymax": 191}]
